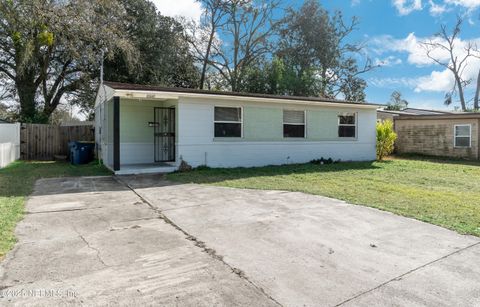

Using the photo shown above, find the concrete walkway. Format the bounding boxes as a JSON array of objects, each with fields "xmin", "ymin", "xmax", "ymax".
[
  {"xmin": 0, "ymin": 177, "xmax": 277, "ymax": 306},
  {"xmin": 1, "ymin": 175, "xmax": 479, "ymax": 306},
  {"xmin": 123, "ymin": 174, "xmax": 480, "ymax": 307}
]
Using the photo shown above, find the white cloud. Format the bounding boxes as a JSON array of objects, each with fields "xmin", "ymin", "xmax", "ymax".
[
  {"xmin": 370, "ymin": 33, "xmax": 479, "ymax": 67},
  {"xmin": 369, "ymin": 77, "xmax": 421, "ymax": 88},
  {"xmin": 445, "ymin": 0, "xmax": 480, "ymax": 10},
  {"xmin": 392, "ymin": 0, "xmax": 479, "ymax": 16},
  {"xmin": 393, "ymin": 0, "xmax": 423, "ymax": 15},
  {"xmin": 414, "ymin": 69, "xmax": 455, "ymax": 92},
  {"xmin": 429, "ymin": 0, "xmax": 448, "ymax": 15},
  {"xmin": 370, "ymin": 32, "xmax": 480, "ymax": 93},
  {"xmin": 351, "ymin": 0, "xmax": 361, "ymax": 6},
  {"xmin": 374, "ymin": 56, "xmax": 403, "ymax": 66},
  {"xmin": 152, "ymin": 0, "xmax": 203, "ymax": 21}
]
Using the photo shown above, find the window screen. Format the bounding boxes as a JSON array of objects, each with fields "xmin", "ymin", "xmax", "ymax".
[
  {"xmin": 215, "ymin": 107, "xmax": 241, "ymax": 122},
  {"xmin": 214, "ymin": 107, "xmax": 242, "ymax": 137},
  {"xmin": 283, "ymin": 110, "xmax": 305, "ymax": 138},
  {"xmin": 454, "ymin": 125, "xmax": 471, "ymax": 148},
  {"xmin": 338, "ymin": 114, "xmax": 356, "ymax": 138}
]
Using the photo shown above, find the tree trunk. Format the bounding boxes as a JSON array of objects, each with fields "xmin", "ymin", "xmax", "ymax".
[
  {"xmin": 455, "ymin": 74, "xmax": 467, "ymax": 111},
  {"xmin": 200, "ymin": 29, "xmax": 215, "ymax": 90},
  {"xmin": 16, "ymin": 78, "xmax": 38, "ymax": 123},
  {"xmin": 474, "ymin": 69, "xmax": 480, "ymax": 111}
]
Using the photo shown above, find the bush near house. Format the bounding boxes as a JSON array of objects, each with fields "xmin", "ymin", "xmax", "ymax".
[{"xmin": 376, "ymin": 120, "xmax": 397, "ymax": 160}]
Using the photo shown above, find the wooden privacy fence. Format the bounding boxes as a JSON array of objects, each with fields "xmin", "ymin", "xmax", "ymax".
[{"xmin": 20, "ymin": 124, "xmax": 94, "ymax": 160}]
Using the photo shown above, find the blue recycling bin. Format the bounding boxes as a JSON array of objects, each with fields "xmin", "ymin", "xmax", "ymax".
[{"xmin": 69, "ymin": 141, "xmax": 94, "ymax": 165}]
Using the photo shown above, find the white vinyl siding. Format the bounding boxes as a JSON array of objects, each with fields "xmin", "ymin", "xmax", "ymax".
[{"xmin": 177, "ymin": 99, "xmax": 377, "ymax": 168}]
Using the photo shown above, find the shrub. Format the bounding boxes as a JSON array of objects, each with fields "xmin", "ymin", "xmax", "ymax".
[
  {"xmin": 310, "ymin": 157, "xmax": 339, "ymax": 165},
  {"xmin": 178, "ymin": 160, "xmax": 192, "ymax": 172},
  {"xmin": 376, "ymin": 120, "xmax": 397, "ymax": 160},
  {"xmin": 195, "ymin": 165, "xmax": 211, "ymax": 171}
]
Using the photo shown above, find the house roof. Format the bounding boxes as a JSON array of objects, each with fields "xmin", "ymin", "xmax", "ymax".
[
  {"xmin": 102, "ymin": 81, "xmax": 382, "ymax": 108},
  {"xmin": 378, "ymin": 108, "xmax": 453, "ymax": 116},
  {"xmin": 395, "ymin": 113, "xmax": 480, "ymax": 120},
  {"xmin": 401, "ymin": 107, "xmax": 452, "ymax": 115},
  {"xmin": 377, "ymin": 109, "xmax": 419, "ymax": 116}
]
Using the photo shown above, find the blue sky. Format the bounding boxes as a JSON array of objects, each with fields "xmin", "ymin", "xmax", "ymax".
[{"xmin": 155, "ymin": 0, "xmax": 480, "ymax": 110}]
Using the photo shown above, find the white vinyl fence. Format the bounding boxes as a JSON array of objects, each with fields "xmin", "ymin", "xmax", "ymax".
[{"xmin": 0, "ymin": 123, "xmax": 21, "ymax": 168}]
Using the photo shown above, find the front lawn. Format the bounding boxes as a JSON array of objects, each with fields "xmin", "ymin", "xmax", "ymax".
[
  {"xmin": 0, "ymin": 161, "xmax": 111, "ymax": 259},
  {"xmin": 168, "ymin": 157, "xmax": 480, "ymax": 237}
]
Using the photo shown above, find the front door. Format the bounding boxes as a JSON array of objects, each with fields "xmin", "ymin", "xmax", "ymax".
[{"xmin": 154, "ymin": 107, "xmax": 175, "ymax": 162}]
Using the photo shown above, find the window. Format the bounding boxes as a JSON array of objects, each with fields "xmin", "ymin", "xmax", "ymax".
[
  {"xmin": 214, "ymin": 107, "xmax": 242, "ymax": 137},
  {"xmin": 454, "ymin": 125, "xmax": 471, "ymax": 148},
  {"xmin": 283, "ymin": 110, "xmax": 305, "ymax": 138},
  {"xmin": 338, "ymin": 113, "xmax": 356, "ymax": 138}
]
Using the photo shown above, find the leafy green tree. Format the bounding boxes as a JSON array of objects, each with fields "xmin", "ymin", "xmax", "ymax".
[
  {"xmin": 276, "ymin": 0, "xmax": 374, "ymax": 100},
  {"xmin": 240, "ymin": 57, "xmax": 319, "ymax": 96},
  {"xmin": 0, "ymin": 0, "xmax": 133, "ymax": 123},
  {"xmin": 376, "ymin": 120, "xmax": 397, "ymax": 161},
  {"xmin": 0, "ymin": 102, "xmax": 12, "ymax": 121},
  {"xmin": 386, "ymin": 91, "xmax": 409, "ymax": 111},
  {"xmin": 104, "ymin": 0, "xmax": 199, "ymax": 88}
]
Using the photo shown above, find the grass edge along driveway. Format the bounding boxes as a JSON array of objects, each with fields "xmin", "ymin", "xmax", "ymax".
[
  {"xmin": 168, "ymin": 157, "xmax": 480, "ymax": 237},
  {"xmin": 0, "ymin": 161, "xmax": 111, "ymax": 260}
]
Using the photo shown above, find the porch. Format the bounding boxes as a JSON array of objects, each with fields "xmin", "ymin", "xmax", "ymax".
[
  {"xmin": 115, "ymin": 162, "xmax": 177, "ymax": 175},
  {"xmin": 98, "ymin": 95, "xmax": 179, "ymax": 174}
]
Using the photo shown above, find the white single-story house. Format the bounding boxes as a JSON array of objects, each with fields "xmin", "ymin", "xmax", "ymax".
[{"xmin": 95, "ymin": 81, "xmax": 380, "ymax": 175}]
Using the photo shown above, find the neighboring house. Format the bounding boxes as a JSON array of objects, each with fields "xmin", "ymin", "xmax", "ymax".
[
  {"xmin": 377, "ymin": 108, "xmax": 451, "ymax": 122},
  {"xmin": 377, "ymin": 107, "xmax": 479, "ymax": 160},
  {"xmin": 95, "ymin": 81, "xmax": 380, "ymax": 174},
  {"xmin": 395, "ymin": 113, "xmax": 480, "ymax": 160}
]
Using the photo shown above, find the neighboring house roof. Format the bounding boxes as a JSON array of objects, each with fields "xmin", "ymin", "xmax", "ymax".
[
  {"xmin": 0, "ymin": 119, "xmax": 10, "ymax": 123},
  {"xmin": 401, "ymin": 108, "xmax": 452, "ymax": 115},
  {"xmin": 100, "ymin": 81, "xmax": 382, "ymax": 108},
  {"xmin": 395, "ymin": 113, "xmax": 480, "ymax": 120},
  {"xmin": 377, "ymin": 109, "xmax": 419, "ymax": 116},
  {"xmin": 378, "ymin": 107, "xmax": 454, "ymax": 117}
]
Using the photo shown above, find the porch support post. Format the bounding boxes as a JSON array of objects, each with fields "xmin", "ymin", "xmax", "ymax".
[{"xmin": 113, "ymin": 96, "xmax": 120, "ymax": 171}]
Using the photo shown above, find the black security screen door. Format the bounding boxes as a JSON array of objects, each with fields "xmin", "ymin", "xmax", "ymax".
[{"xmin": 154, "ymin": 107, "xmax": 175, "ymax": 162}]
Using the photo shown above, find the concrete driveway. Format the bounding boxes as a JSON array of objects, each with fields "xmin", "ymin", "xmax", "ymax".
[{"xmin": 1, "ymin": 175, "xmax": 479, "ymax": 306}]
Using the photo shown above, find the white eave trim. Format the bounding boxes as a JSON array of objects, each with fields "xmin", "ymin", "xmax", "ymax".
[{"xmin": 110, "ymin": 88, "xmax": 380, "ymax": 109}]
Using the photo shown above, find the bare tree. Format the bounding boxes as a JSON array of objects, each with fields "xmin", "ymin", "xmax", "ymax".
[
  {"xmin": 421, "ymin": 17, "xmax": 480, "ymax": 111},
  {"xmin": 207, "ymin": 0, "xmax": 282, "ymax": 92},
  {"xmin": 191, "ymin": 0, "xmax": 228, "ymax": 90}
]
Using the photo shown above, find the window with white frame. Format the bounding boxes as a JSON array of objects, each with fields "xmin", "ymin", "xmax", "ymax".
[
  {"xmin": 283, "ymin": 110, "xmax": 305, "ymax": 138},
  {"xmin": 214, "ymin": 106, "xmax": 242, "ymax": 137},
  {"xmin": 338, "ymin": 113, "xmax": 356, "ymax": 138},
  {"xmin": 454, "ymin": 124, "xmax": 471, "ymax": 148}
]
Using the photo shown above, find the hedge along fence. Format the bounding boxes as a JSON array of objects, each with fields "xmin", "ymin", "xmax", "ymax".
[
  {"xmin": 20, "ymin": 123, "xmax": 94, "ymax": 161},
  {"xmin": 0, "ymin": 123, "xmax": 21, "ymax": 168}
]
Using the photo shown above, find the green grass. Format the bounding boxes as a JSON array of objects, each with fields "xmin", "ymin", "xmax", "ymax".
[
  {"xmin": 168, "ymin": 156, "xmax": 480, "ymax": 237},
  {"xmin": 0, "ymin": 160, "xmax": 111, "ymax": 259}
]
